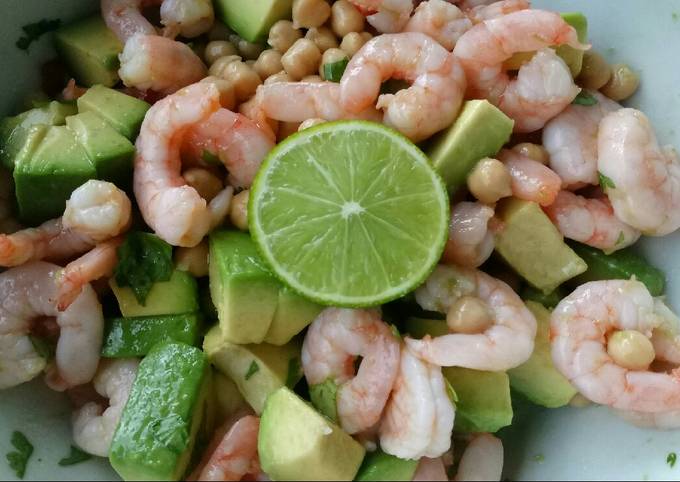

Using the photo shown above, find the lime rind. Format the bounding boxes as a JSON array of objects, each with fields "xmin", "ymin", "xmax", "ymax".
[{"xmin": 249, "ymin": 121, "xmax": 449, "ymax": 307}]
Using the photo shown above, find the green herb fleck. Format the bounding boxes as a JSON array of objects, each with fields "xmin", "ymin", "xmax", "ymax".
[
  {"xmin": 615, "ymin": 231, "xmax": 626, "ymax": 246},
  {"xmin": 572, "ymin": 91, "xmax": 598, "ymax": 106},
  {"xmin": 29, "ymin": 336, "xmax": 54, "ymax": 360},
  {"xmin": 285, "ymin": 357, "xmax": 302, "ymax": 388},
  {"xmin": 533, "ymin": 454, "xmax": 545, "ymax": 464},
  {"xmin": 323, "ymin": 58, "xmax": 349, "ymax": 82},
  {"xmin": 668, "ymin": 452, "xmax": 677, "ymax": 468},
  {"xmin": 245, "ymin": 361, "xmax": 260, "ymax": 381},
  {"xmin": 16, "ymin": 19, "xmax": 61, "ymax": 51},
  {"xmin": 114, "ymin": 232, "xmax": 173, "ymax": 305},
  {"xmin": 672, "ymin": 12, "xmax": 679, "ymax": 22},
  {"xmin": 6, "ymin": 431, "xmax": 33, "ymax": 479},
  {"xmin": 309, "ymin": 378, "xmax": 339, "ymax": 423},
  {"xmin": 598, "ymin": 172, "xmax": 617, "ymax": 190},
  {"xmin": 58, "ymin": 446, "xmax": 91, "ymax": 467},
  {"xmin": 445, "ymin": 379, "xmax": 459, "ymax": 404},
  {"xmin": 201, "ymin": 150, "xmax": 221, "ymax": 166},
  {"xmin": 389, "ymin": 324, "xmax": 402, "ymax": 341}
]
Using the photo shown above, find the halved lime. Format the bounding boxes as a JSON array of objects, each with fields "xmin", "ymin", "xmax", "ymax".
[{"xmin": 249, "ymin": 121, "xmax": 449, "ymax": 307}]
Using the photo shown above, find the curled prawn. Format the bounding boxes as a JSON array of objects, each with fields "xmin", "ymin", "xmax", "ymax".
[
  {"xmin": 442, "ymin": 202, "xmax": 495, "ymax": 268},
  {"xmin": 0, "ymin": 261, "xmax": 103, "ymax": 391},
  {"xmin": 453, "ymin": 10, "xmax": 585, "ymax": 132},
  {"xmin": 379, "ymin": 347, "xmax": 454, "ymax": 460},
  {"xmin": 406, "ymin": 264, "xmax": 536, "ymax": 370},
  {"xmin": 301, "ymin": 308, "xmax": 400, "ymax": 435},
  {"xmin": 497, "ymin": 149, "xmax": 562, "ymax": 206},
  {"xmin": 544, "ymin": 190, "xmax": 640, "ymax": 253},
  {"xmin": 598, "ymin": 108, "xmax": 680, "ymax": 236},
  {"xmin": 466, "ymin": 0, "xmax": 530, "ymax": 24},
  {"xmin": 340, "ymin": 32, "xmax": 466, "ymax": 142},
  {"xmin": 550, "ymin": 279, "xmax": 680, "ymax": 413},
  {"xmin": 349, "ymin": 0, "xmax": 414, "ymax": 34},
  {"xmin": 102, "ymin": 0, "xmax": 213, "ymax": 38},
  {"xmin": 404, "ymin": 0, "xmax": 472, "ymax": 51},
  {"xmin": 0, "ymin": 180, "xmax": 131, "ymax": 267}
]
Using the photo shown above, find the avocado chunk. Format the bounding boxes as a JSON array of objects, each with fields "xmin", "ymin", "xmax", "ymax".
[
  {"xmin": 66, "ymin": 111, "xmax": 135, "ymax": 187},
  {"xmin": 14, "ymin": 125, "xmax": 96, "ymax": 224},
  {"xmin": 494, "ymin": 198, "xmax": 587, "ymax": 293},
  {"xmin": 259, "ymin": 387, "xmax": 366, "ymax": 481},
  {"xmin": 215, "ymin": 0, "xmax": 293, "ymax": 43},
  {"xmin": 1, "ymin": 101, "xmax": 77, "ymax": 170},
  {"xmin": 109, "ymin": 342, "xmax": 209, "ymax": 481},
  {"xmin": 355, "ymin": 449, "xmax": 419, "ymax": 481},
  {"xmin": 102, "ymin": 312, "xmax": 202, "ymax": 357},
  {"xmin": 427, "ymin": 100, "xmax": 514, "ymax": 193},
  {"xmin": 557, "ymin": 13, "xmax": 588, "ymax": 77},
  {"xmin": 508, "ymin": 301, "xmax": 577, "ymax": 408},
  {"xmin": 77, "ymin": 85, "xmax": 150, "ymax": 140},
  {"xmin": 54, "ymin": 16, "xmax": 122, "ymax": 87},
  {"xmin": 209, "ymin": 230, "xmax": 320, "ymax": 345},
  {"xmin": 110, "ymin": 269, "xmax": 200, "ymax": 317},
  {"xmin": 204, "ymin": 326, "xmax": 303, "ymax": 414}
]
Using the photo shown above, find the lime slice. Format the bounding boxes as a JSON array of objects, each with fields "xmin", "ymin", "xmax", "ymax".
[{"xmin": 249, "ymin": 121, "xmax": 449, "ymax": 307}]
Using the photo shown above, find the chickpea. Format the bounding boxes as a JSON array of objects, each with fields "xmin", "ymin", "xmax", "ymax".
[
  {"xmin": 183, "ymin": 168, "xmax": 224, "ymax": 202},
  {"xmin": 208, "ymin": 22, "xmax": 232, "ymax": 41},
  {"xmin": 208, "ymin": 54, "xmax": 242, "ymax": 77},
  {"xmin": 253, "ymin": 50, "xmax": 284, "ymax": 80},
  {"xmin": 467, "ymin": 158, "xmax": 513, "ymax": 204},
  {"xmin": 221, "ymin": 61, "xmax": 262, "ymax": 102},
  {"xmin": 577, "ymin": 50, "xmax": 612, "ymax": 90},
  {"xmin": 607, "ymin": 330, "xmax": 655, "ymax": 371},
  {"xmin": 281, "ymin": 38, "xmax": 322, "ymax": 80},
  {"xmin": 600, "ymin": 64, "xmax": 640, "ymax": 101},
  {"xmin": 299, "ymin": 118, "xmax": 326, "ymax": 131},
  {"xmin": 302, "ymin": 75, "xmax": 323, "ymax": 83},
  {"xmin": 175, "ymin": 241, "xmax": 209, "ymax": 278},
  {"xmin": 268, "ymin": 20, "xmax": 303, "ymax": 53},
  {"xmin": 512, "ymin": 142, "xmax": 550, "ymax": 164},
  {"xmin": 204, "ymin": 40, "xmax": 239, "ymax": 65},
  {"xmin": 238, "ymin": 39, "xmax": 266, "ymax": 60},
  {"xmin": 305, "ymin": 27, "xmax": 339, "ymax": 53},
  {"xmin": 292, "ymin": 0, "xmax": 332, "ymax": 29},
  {"xmin": 320, "ymin": 47, "xmax": 349, "ymax": 79},
  {"xmin": 331, "ymin": 0, "xmax": 365, "ymax": 37},
  {"xmin": 199, "ymin": 76, "xmax": 236, "ymax": 110},
  {"xmin": 340, "ymin": 31, "xmax": 369, "ymax": 57},
  {"xmin": 447, "ymin": 295, "xmax": 494, "ymax": 334},
  {"xmin": 264, "ymin": 71, "xmax": 293, "ymax": 84},
  {"xmin": 230, "ymin": 190, "xmax": 250, "ymax": 231}
]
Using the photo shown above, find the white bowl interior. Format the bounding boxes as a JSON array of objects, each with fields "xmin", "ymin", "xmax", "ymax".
[{"xmin": 1, "ymin": 0, "xmax": 680, "ymax": 480}]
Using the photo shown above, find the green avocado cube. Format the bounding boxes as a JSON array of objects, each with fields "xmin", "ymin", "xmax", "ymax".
[
  {"xmin": 557, "ymin": 12, "xmax": 588, "ymax": 77},
  {"xmin": 110, "ymin": 269, "xmax": 200, "ymax": 317},
  {"xmin": 66, "ymin": 111, "xmax": 135, "ymax": 187},
  {"xmin": 258, "ymin": 387, "xmax": 366, "ymax": 481},
  {"xmin": 1, "ymin": 101, "xmax": 77, "ymax": 170},
  {"xmin": 54, "ymin": 16, "xmax": 122, "ymax": 87},
  {"xmin": 77, "ymin": 85, "xmax": 150, "ymax": 140},
  {"xmin": 427, "ymin": 100, "xmax": 514, "ymax": 193},
  {"xmin": 204, "ymin": 326, "xmax": 303, "ymax": 414},
  {"xmin": 215, "ymin": 0, "xmax": 293, "ymax": 43},
  {"xmin": 355, "ymin": 449, "xmax": 419, "ymax": 481},
  {"xmin": 265, "ymin": 286, "xmax": 323, "ymax": 345},
  {"xmin": 109, "ymin": 342, "xmax": 209, "ymax": 481},
  {"xmin": 494, "ymin": 198, "xmax": 587, "ymax": 293},
  {"xmin": 102, "ymin": 312, "xmax": 202, "ymax": 357},
  {"xmin": 14, "ymin": 125, "xmax": 96, "ymax": 224},
  {"xmin": 508, "ymin": 301, "xmax": 577, "ymax": 408}
]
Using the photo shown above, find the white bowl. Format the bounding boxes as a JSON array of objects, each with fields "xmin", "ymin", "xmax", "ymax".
[{"xmin": 1, "ymin": 0, "xmax": 679, "ymax": 480}]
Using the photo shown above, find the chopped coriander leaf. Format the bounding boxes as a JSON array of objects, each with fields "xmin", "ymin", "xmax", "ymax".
[
  {"xmin": 598, "ymin": 172, "xmax": 617, "ymax": 190},
  {"xmin": 58, "ymin": 446, "xmax": 92, "ymax": 466},
  {"xmin": 114, "ymin": 232, "xmax": 174, "ymax": 305},
  {"xmin": 615, "ymin": 231, "xmax": 626, "ymax": 246},
  {"xmin": 323, "ymin": 58, "xmax": 349, "ymax": 83},
  {"xmin": 533, "ymin": 454, "xmax": 545, "ymax": 463},
  {"xmin": 245, "ymin": 361, "xmax": 260, "ymax": 380},
  {"xmin": 572, "ymin": 91, "xmax": 598, "ymax": 106},
  {"xmin": 16, "ymin": 19, "xmax": 61, "ymax": 51},
  {"xmin": 668, "ymin": 452, "xmax": 677, "ymax": 468},
  {"xmin": 29, "ymin": 336, "xmax": 54, "ymax": 360},
  {"xmin": 389, "ymin": 324, "xmax": 402, "ymax": 341},
  {"xmin": 6, "ymin": 431, "xmax": 33, "ymax": 479},
  {"xmin": 285, "ymin": 357, "xmax": 302, "ymax": 389}
]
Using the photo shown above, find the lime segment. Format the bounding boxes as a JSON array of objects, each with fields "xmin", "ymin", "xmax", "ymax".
[{"xmin": 249, "ymin": 121, "xmax": 449, "ymax": 307}]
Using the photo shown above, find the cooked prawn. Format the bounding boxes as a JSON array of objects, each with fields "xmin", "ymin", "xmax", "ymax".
[
  {"xmin": 72, "ymin": 358, "xmax": 139, "ymax": 456},
  {"xmin": 542, "ymin": 90, "xmax": 621, "ymax": 189},
  {"xmin": 550, "ymin": 279, "xmax": 680, "ymax": 412},
  {"xmin": 404, "ymin": 0, "xmax": 472, "ymax": 51},
  {"xmin": 0, "ymin": 180, "xmax": 131, "ymax": 267},
  {"xmin": 598, "ymin": 108, "xmax": 680, "ymax": 236},
  {"xmin": 379, "ymin": 347, "xmax": 455, "ymax": 460},
  {"xmin": 160, "ymin": 0, "xmax": 214, "ymax": 38},
  {"xmin": 467, "ymin": 0, "xmax": 530, "ymax": 24},
  {"xmin": 442, "ymin": 202, "xmax": 495, "ymax": 268},
  {"xmin": 544, "ymin": 190, "xmax": 640, "ymax": 253},
  {"xmin": 101, "ymin": 0, "xmax": 159, "ymax": 42},
  {"xmin": 349, "ymin": 0, "xmax": 414, "ymax": 33},
  {"xmin": 340, "ymin": 32, "xmax": 466, "ymax": 141},
  {"xmin": 498, "ymin": 148, "xmax": 562, "ymax": 206},
  {"xmin": 453, "ymin": 433, "xmax": 504, "ymax": 481},
  {"xmin": 0, "ymin": 261, "xmax": 103, "ymax": 390},
  {"xmin": 407, "ymin": 264, "xmax": 536, "ymax": 370},
  {"xmin": 412, "ymin": 457, "xmax": 448, "ymax": 481},
  {"xmin": 301, "ymin": 308, "xmax": 400, "ymax": 435},
  {"xmin": 453, "ymin": 10, "xmax": 584, "ymax": 132}
]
